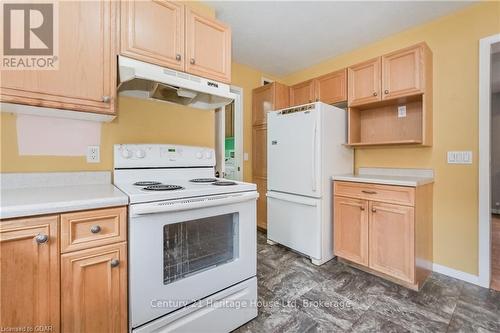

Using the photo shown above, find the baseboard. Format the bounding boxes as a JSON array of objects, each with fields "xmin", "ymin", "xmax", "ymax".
[{"xmin": 432, "ymin": 263, "xmax": 484, "ymax": 286}]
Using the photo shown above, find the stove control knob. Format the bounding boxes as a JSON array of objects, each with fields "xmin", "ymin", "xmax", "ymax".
[
  {"xmin": 135, "ymin": 149, "xmax": 146, "ymax": 159},
  {"xmin": 205, "ymin": 151, "xmax": 212, "ymax": 159},
  {"xmin": 196, "ymin": 152, "xmax": 203, "ymax": 159},
  {"xmin": 121, "ymin": 148, "xmax": 132, "ymax": 159}
]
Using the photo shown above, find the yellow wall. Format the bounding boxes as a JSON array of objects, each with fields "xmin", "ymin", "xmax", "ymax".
[
  {"xmin": 281, "ymin": 2, "xmax": 500, "ymax": 275},
  {"xmin": 0, "ymin": 62, "xmax": 270, "ymax": 181}
]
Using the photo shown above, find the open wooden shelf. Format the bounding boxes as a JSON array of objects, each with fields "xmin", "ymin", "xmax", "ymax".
[{"xmin": 345, "ymin": 140, "xmax": 422, "ymax": 147}]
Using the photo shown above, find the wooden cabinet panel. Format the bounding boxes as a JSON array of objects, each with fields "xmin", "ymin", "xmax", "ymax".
[
  {"xmin": 289, "ymin": 80, "xmax": 315, "ymax": 106},
  {"xmin": 382, "ymin": 44, "xmax": 424, "ymax": 100},
  {"xmin": 121, "ymin": 0, "xmax": 184, "ymax": 71},
  {"xmin": 255, "ymin": 176, "xmax": 268, "ymax": 230},
  {"xmin": 0, "ymin": 216, "xmax": 60, "ymax": 331},
  {"xmin": 61, "ymin": 207, "xmax": 127, "ymax": 253},
  {"xmin": 348, "ymin": 57, "xmax": 381, "ymax": 106},
  {"xmin": 252, "ymin": 124, "xmax": 267, "ymax": 178},
  {"xmin": 252, "ymin": 82, "xmax": 289, "ymax": 126},
  {"xmin": 333, "ymin": 196, "xmax": 368, "ymax": 265},
  {"xmin": 61, "ymin": 242, "xmax": 127, "ymax": 333},
  {"xmin": 185, "ymin": 8, "xmax": 231, "ymax": 83},
  {"xmin": 315, "ymin": 69, "xmax": 347, "ymax": 104},
  {"xmin": 334, "ymin": 181, "xmax": 415, "ymax": 206},
  {"xmin": 369, "ymin": 202, "xmax": 415, "ymax": 283},
  {"xmin": 0, "ymin": 0, "xmax": 117, "ymax": 114}
]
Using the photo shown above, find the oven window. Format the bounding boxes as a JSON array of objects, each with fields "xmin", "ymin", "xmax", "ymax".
[{"xmin": 163, "ymin": 213, "xmax": 239, "ymax": 285}]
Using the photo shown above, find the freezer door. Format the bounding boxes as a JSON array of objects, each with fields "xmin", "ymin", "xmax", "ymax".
[
  {"xmin": 267, "ymin": 191, "xmax": 321, "ymax": 259},
  {"xmin": 267, "ymin": 109, "xmax": 321, "ymax": 197}
]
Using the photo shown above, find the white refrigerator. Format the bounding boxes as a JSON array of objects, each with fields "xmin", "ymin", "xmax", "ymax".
[{"xmin": 266, "ymin": 102, "xmax": 353, "ymax": 265}]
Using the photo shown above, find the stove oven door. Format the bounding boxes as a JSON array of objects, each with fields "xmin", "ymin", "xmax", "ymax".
[{"xmin": 128, "ymin": 191, "xmax": 258, "ymax": 329}]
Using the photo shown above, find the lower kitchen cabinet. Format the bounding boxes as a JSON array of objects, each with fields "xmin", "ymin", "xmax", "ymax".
[
  {"xmin": 0, "ymin": 206, "xmax": 128, "ymax": 332},
  {"xmin": 61, "ymin": 242, "xmax": 128, "ymax": 333},
  {"xmin": 333, "ymin": 181, "xmax": 432, "ymax": 290},
  {"xmin": 333, "ymin": 196, "xmax": 368, "ymax": 266},
  {"xmin": 254, "ymin": 176, "xmax": 268, "ymax": 230},
  {"xmin": 0, "ymin": 216, "xmax": 60, "ymax": 331}
]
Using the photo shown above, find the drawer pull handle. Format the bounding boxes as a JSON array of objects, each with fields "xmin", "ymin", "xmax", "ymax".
[
  {"xmin": 35, "ymin": 234, "xmax": 49, "ymax": 244},
  {"xmin": 362, "ymin": 190, "xmax": 377, "ymax": 194},
  {"xmin": 372, "ymin": 208, "xmax": 377, "ymax": 213},
  {"xmin": 110, "ymin": 259, "xmax": 120, "ymax": 268},
  {"xmin": 90, "ymin": 225, "xmax": 101, "ymax": 234}
]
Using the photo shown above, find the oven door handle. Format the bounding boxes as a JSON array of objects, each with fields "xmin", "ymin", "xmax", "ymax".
[{"xmin": 130, "ymin": 191, "xmax": 259, "ymax": 216}]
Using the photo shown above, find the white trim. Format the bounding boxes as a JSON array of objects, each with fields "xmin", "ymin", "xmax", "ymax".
[
  {"xmin": 0, "ymin": 102, "xmax": 115, "ymax": 122},
  {"xmin": 432, "ymin": 264, "xmax": 480, "ymax": 285},
  {"xmin": 260, "ymin": 77, "xmax": 274, "ymax": 86},
  {"xmin": 230, "ymin": 86, "xmax": 244, "ymax": 181},
  {"xmin": 478, "ymin": 34, "xmax": 500, "ymax": 288}
]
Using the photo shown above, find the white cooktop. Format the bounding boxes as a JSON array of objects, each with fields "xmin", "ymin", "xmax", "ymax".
[{"xmin": 114, "ymin": 178, "xmax": 256, "ymax": 204}]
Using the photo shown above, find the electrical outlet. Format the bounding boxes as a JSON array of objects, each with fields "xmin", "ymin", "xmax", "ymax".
[
  {"xmin": 87, "ymin": 145, "xmax": 100, "ymax": 163},
  {"xmin": 398, "ymin": 105, "xmax": 407, "ymax": 118},
  {"xmin": 447, "ymin": 151, "xmax": 472, "ymax": 164},
  {"xmin": 244, "ymin": 152, "xmax": 249, "ymax": 161}
]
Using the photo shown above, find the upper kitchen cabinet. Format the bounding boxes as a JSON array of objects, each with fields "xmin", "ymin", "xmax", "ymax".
[
  {"xmin": 348, "ymin": 57, "xmax": 381, "ymax": 107},
  {"xmin": 382, "ymin": 43, "xmax": 430, "ymax": 100},
  {"xmin": 315, "ymin": 69, "xmax": 347, "ymax": 105},
  {"xmin": 0, "ymin": 0, "xmax": 118, "ymax": 115},
  {"xmin": 121, "ymin": 0, "xmax": 185, "ymax": 71},
  {"xmin": 185, "ymin": 8, "xmax": 232, "ymax": 83},
  {"xmin": 289, "ymin": 80, "xmax": 315, "ymax": 106},
  {"xmin": 252, "ymin": 82, "xmax": 289, "ymax": 126}
]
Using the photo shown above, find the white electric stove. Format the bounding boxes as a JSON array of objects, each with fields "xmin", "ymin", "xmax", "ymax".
[{"xmin": 113, "ymin": 144, "xmax": 258, "ymax": 333}]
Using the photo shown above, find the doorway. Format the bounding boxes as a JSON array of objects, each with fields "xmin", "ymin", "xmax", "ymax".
[
  {"xmin": 214, "ymin": 86, "xmax": 244, "ymax": 181},
  {"xmin": 479, "ymin": 34, "xmax": 500, "ymax": 290}
]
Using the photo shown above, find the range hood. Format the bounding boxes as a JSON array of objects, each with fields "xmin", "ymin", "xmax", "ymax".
[{"xmin": 118, "ymin": 56, "xmax": 234, "ymax": 110}]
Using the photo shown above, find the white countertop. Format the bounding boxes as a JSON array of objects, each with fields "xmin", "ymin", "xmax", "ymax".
[
  {"xmin": 332, "ymin": 168, "xmax": 434, "ymax": 187},
  {"xmin": 0, "ymin": 172, "xmax": 129, "ymax": 219}
]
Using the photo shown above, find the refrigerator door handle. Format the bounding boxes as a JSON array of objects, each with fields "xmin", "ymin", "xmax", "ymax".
[
  {"xmin": 266, "ymin": 192, "xmax": 318, "ymax": 207},
  {"xmin": 312, "ymin": 121, "xmax": 317, "ymax": 192}
]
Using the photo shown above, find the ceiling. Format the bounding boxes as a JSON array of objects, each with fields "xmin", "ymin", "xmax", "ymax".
[{"xmin": 206, "ymin": 1, "xmax": 475, "ymax": 77}]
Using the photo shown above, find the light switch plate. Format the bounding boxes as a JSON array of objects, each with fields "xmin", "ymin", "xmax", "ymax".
[
  {"xmin": 87, "ymin": 145, "xmax": 100, "ymax": 163},
  {"xmin": 398, "ymin": 105, "xmax": 407, "ymax": 118},
  {"xmin": 447, "ymin": 151, "xmax": 472, "ymax": 164},
  {"xmin": 244, "ymin": 152, "xmax": 249, "ymax": 161}
]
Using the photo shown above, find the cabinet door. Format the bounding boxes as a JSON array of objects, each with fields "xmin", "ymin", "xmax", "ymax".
[
  {"xmin": 333, "ymin": 196, "xmax": 368, "ymax": 265},
  {"xmin": 254, "ymin": 176, "xmax": 268, "ymax": 230},
  {"xmin": 0, "ymin": 216, "xmax": 60, "ymax": 331},
  {"xmin": 315, "ymin": 69, "xmax": 347, "ymax": 104},
  {"xmin": 289, "ymin": 80, "xmax": 315, "ymax": 106},
  {"xmin": 185, "ymin": 8, "xmax": 231, "ymax": 83},
  {"xmin": 121, "ymin": 0, "xmax": 184, "ymax": 71},
  {"xmin": 348, "ymin": 57, "xmax": 381, "ymax": 106},
  {"xmin": 252, "ymin": 124, "xmax": 267, "ymax": 178},
  {"xmin": 252, "ymin": 84, "xmax": 274, "ymax": 126},
  {"xmin": 382, "ymin": 44, "xmax": 424, "ymax": 100},
  {"xmin": 61, "ymin": 242, "xmax": 127, "ymax": 333},
  {"xmin": 0, "ymin": 0, "xmax": 117, "ymax": 114},
  {"xmin": 369, "ymin": 202, "xmax": 415, "ymax": 283}
]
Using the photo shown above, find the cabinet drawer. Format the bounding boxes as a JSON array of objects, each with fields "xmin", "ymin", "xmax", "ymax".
[
  {"xmin": 61, "ymin": 207, "xmax": 127, "ymax": 253},
  {"xmin": 334, "ymin": 181, "xmax": 415, "ymax": 206}
]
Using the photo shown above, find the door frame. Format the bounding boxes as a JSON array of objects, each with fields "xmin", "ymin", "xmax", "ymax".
[
  {"xmin": 214, "ymin": 86, "xmax": 244, "ymax": 181},
  {"xmin": 478, "ymin": 33, "xmax": 500, "ymax": 288}
]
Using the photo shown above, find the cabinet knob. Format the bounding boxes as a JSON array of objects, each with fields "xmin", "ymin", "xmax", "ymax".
[
  {"xmin": 315, "ymin": 98, "xmax": 319, "ymax": 102},
  {"xmin": 372, "ymin": 208, "xmax": 377, "ymax": 213},
  {"xmin": 35, "ymin": 234, "xmax": 49, "ymax": 244},
  {"xmin": 384, "ymin": 90, "xmax": 389, "ymax": 94},
  {"xmin": 102, "ymin": 96, "xmax": 111, "ymax": 103},
  {"xmin": 90, "ymin": 225, "xmax": 101, "ymax": 234},
  {"xmin": 190, "ymin": 58, "xmax": 195, "ymax": 65},
  {"xmin": 110, "ymin": 259, "xmax": 120, "ymax": 268},
  {"xmin": 372, "ymin": 92, "xmax": 378, "ymax": 97},
  {"xmin": 360, "ymin": 206, "xmax": 365, "ymax": 211},
  {"xmin": 176, "ymin": 54, "xmax": 181, "ymax": 61}
]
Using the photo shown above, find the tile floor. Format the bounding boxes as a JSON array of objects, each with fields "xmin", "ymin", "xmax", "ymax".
[{"xmin": 234, "ymin": 232, "xmax": 500, "ymax": 333}]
